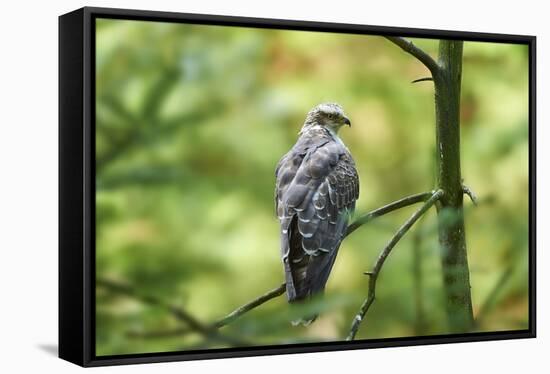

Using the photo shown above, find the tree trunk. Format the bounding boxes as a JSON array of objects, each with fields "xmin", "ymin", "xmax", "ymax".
[{"xmin": 433, "ymin": 40, "xmax": 474, "ymax": 332}]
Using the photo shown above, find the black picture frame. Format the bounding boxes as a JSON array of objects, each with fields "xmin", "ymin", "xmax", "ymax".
[{"xmin": 59, "ymin": 6, "xmax": 537, "ymax": 367}]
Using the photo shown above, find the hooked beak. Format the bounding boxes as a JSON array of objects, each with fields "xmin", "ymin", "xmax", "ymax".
[{"xmin": 343, "ymin": 116, "xmax": 351, "ymax": 127}]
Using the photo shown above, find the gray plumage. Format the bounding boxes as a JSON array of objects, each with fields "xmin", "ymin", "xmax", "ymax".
[{"xmin": 275, "ymin": 103, "xmax": 359, "ymax": 323}]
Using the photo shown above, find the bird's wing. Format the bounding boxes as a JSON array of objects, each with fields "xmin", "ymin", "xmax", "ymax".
[{"xmin": 276, "ymin": 135, "xmax": 359, "ymax": 301}]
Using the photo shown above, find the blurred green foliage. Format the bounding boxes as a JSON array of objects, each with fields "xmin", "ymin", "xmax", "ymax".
[{"xmin": 95, "ymin": 19, "xmax": 530, "ymax": 356}]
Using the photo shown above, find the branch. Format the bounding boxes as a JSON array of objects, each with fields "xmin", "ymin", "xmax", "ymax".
[
  {"xmin": 104, "ymin": 191, "xmax": 440, "ymax": 340},
  {"xmin": 127, "ymin": 326, "xmax": 192, "ymax": 339},
  {"xmin": 462, "ymin": 184, "xmax": 478, "ymax": 206},
  {"xmin": 97, "ymin": 278, "xmax": 247, "ymax": 345},
  {"xmin": 385, "ymin": 36, "xmax": 440, "ymax": 76},
  {"xmin": 345, "ymin": 191, "xmax": 435, "ymax": 238},
  {"xmin": 411, "ymin": 77, "xmax": 434, "ymax": 84},
  {"xmin": 213, "ymin": 283, "xmax": 286, "ymax": 328},
  {"xmin": 346, "ymin": 189, "xmax": 444, "ymax": 340},
  {"xmin": 123, "ymin": 192, "xmax": 437, "ymax": 339},
  {"xmin": 123, "ymin": 282, "xmax": 285, "ymax": 339}
]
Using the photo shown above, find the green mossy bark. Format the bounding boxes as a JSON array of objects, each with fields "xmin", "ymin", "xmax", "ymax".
[{"xmin": 434, "ymin": 40, "xmax": 474, "ymax": 332}]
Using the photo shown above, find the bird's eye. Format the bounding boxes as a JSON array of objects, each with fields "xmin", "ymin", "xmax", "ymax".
[{"xmin": 327, "ymin": 113, "xmax": 334, "ymax": 119}]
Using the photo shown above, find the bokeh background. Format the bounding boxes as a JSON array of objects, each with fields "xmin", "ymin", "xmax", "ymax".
[{"xmin": 95, "ymin": 18, "xmax": 530, "ymax": 356}]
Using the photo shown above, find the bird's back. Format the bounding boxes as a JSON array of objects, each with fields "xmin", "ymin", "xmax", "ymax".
[{"xmin": 275, "ymin": 126, "xmax": 359, "ymax": 303}]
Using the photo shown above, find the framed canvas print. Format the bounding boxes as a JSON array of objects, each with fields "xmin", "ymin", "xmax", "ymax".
[{"xmin": 59, "ymin": 6, "xmax": 536, "ymax": 367}]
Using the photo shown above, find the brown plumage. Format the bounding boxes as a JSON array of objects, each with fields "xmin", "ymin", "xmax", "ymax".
[{"xmin": 275, "ymin": 103, "xmax": 359, "ymax": 324}]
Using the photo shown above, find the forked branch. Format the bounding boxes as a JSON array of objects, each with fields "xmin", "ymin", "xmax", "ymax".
[
  {"xmin": 385, "ymin": 36, "xmax": 440, "ymax": 77},
  {"xmin": 100, "ymin": 190, "xmax": 439, "ymax": 341},
  {"xmin": 345, "ymin": 191, "xmax": 434, "ymax": 238},
  {"xmin": 347, "ymin": 189, "xmax": 444, "ymax": 340}
]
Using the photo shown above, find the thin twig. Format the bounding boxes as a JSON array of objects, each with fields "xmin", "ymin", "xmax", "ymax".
[
  {"xmin": 346, "ymin": 189, "xmax": 444, "ymax": 341},
  {"xmin": 127, "ymin": 326, "xmax": 192, "ymax": 339},
  {"xmin": 462, "ymin": 184, "xmax": 478, "ymax": 206},
  {"xmin": 411, "ymin": 77, "xmax": 434, "ymax": 84},
  {"xmin": 385, "ymin": 36, "xmax": 440, "ymax": 76},
  {"xmin": 97, "ymin": 278, "xmax": 246, "ymax": 345},
  {"xmin": 213, "ymin": 283, "xmax": 286, "ymax": 328},
  {"xmin": 127, "ymin": 283, "xmax": 286, "ymax": 339},
  {"xmin": 345, "ymin": 191, "xmax": 435, "ymax": 238}
]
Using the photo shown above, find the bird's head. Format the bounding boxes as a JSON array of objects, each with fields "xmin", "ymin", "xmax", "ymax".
[{"xmin": 301, "ymin": 103, "xmax": 351, "ymax": 134}]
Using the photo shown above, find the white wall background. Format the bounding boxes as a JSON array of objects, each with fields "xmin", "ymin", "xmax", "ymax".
[{"xmin": 0, "ymin": 0, "xmax": 546, "ymax": 372}]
